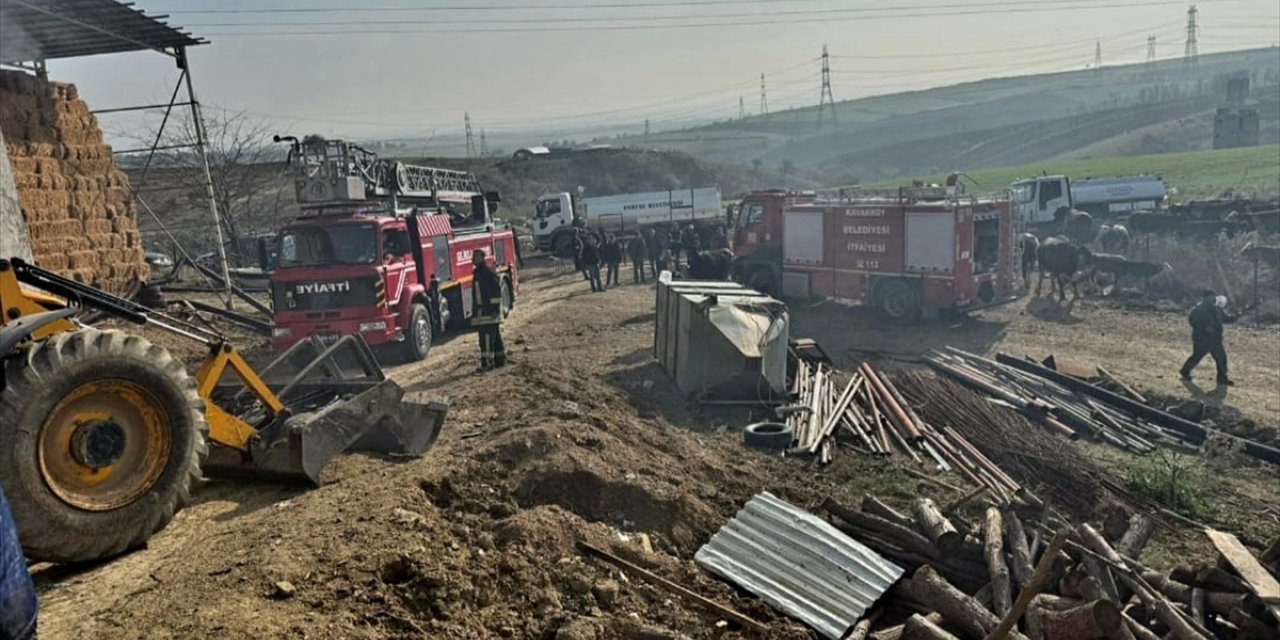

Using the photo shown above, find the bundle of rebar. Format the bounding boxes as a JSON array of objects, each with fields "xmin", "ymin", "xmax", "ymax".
[
  {"xmin": 922, "ymin": 347, "xmax": 1178, "ymax": 454},
  {"xmin": 785, "ymin": 360, "xmax": 1034, "ymax": 507}
]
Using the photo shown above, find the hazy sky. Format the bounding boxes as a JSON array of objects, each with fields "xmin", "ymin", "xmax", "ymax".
[{"xmin": 39, "ymin": 0, "xmax": 1280, "ymax": 142}]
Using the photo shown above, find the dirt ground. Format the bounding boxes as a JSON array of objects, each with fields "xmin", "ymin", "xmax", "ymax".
[{"xmin": 32, "ymin": 262, "xmax": 1280, "ymax": 639}]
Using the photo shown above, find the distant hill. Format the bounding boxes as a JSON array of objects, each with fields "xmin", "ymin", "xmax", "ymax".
[
  {"xmin": 613, "ymin": 47, "xmax": 1280, "ymax": 183},
  {"xmin": 859, "ymin": 144, "xmax": 1280, "ymax": 202}
]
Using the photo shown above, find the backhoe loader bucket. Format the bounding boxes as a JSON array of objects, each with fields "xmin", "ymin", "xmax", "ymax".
[{"xmin": 206, "ymin": 335, "xmax": 447, "ymax": 484}]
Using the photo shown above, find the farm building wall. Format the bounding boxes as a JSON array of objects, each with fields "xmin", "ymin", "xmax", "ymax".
[{"xmin": 0, "ymin": 70, "xmax": 146, "ymax": 294}]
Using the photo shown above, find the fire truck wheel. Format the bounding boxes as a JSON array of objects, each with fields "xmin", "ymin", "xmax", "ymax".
[
  {"xmin": 500, "ymin": 277, "xmax": 513, "ymax": 317},
  {"xmin": 401, "ymin": 303, "xmax": 432, "ymax": 362},
  {"xmin": 877, "ymin": 279, "xmax": 921, "ymax": 322}
]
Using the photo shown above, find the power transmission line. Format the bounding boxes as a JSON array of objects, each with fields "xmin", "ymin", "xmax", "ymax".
[
  {"xmin": 738, "ymin": 96, "xmax": 745, "ymax": 120},
  {"xmin": 818, "ymin": 45, "xmax": 837, "ymax": 129},
  {"xmin": 195, "ymin": 0, "xmax": 1245, "ymax": 35},
  {"xmin": 1147, "ymin": 34, "xmax": 1158, "ymax": 67},
  {"xmin": 1094, "ymin": 38, "xmax": 1103, "ymax": 70}
]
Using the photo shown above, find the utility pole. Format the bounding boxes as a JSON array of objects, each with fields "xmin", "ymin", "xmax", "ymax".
[
  {"xmin": 817, "ymin": 44, "xmax": 837, "ymax": 128},
  {"xmin": 1146, "ymin": 34, "xmax": 1157, "ymax": 68},
  {"xmin": 1094, "ymin": 39, "xmax": 1102, "ymax": 71},
  {"xmin": 1184, "ymin": 4, "xmax": 1199, "ymax": 70},
  {"xmin": 464, "ymin": 112, "xmax": 475, "ymax": 158},
  {"xmin": 479, "ymin": 129, "xmax": 488, "ymax": 157},
  {"xmin": 759, "ymin": 73, "xmax": 769, "ymax": 118},
  {"xmin": 739, "ymin": 95, "xmax": 745, "ymax": 120},
  {"xmin": 644, "ymin": 118, "xmax": 650, "ymax": 142}
]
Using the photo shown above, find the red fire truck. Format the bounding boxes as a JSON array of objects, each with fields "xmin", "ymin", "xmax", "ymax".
[
  {"xmin": 731, "ymin": 186, "xmax": 1020, "ymax": 320},
  {"xmin": 269, "ymin": 137, "xmax": 518, "ymax": 361}
]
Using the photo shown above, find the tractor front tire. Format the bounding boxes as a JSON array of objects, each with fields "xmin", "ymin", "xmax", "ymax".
[{"xmin": 0, "ymin": 329, "xmax": 208, "ymax": 563}]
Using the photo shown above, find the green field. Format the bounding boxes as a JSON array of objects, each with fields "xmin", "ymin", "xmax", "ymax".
[{"xmin": 861, "ymin": 144, "xmax": 1280, "ymax": 201}]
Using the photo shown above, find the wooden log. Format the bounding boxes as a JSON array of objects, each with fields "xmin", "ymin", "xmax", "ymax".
[
  {"xmin": 1120, "ymin": 576, "xmax": 1213, "ymax": 640},
  {"xmin": 1096, "ymin": 365, "xmax": 1146, "ymax": 403},
  {"xmin": 1003, "ymin": 511, "xmax": 1035, "ymax": 592},
  {"xmin": 985, "ymin": 529, "xmax": 1068, "ymax": 640},
  {"xmin": 1040, "ymin": 600, "xmax": 1122, "ymax": 640},
  {"xmin": 1227, "ymin": 607, "xmax": 1278, "ymax": 640},
  {"xmin": 1075, "ymin": 524, "xmax": 1122, "ymax": 602},
  {"xmin": 824, "ymin": 498, "xmax": 942, "ymax": 561},
  {"xmin": 870, "ymin": 613, "xmax": 943, "ymax": 640},
  {"xmin": 983, "ymin": 507, "xmax": 1013, "ymax": 617},
  {"xmin": 575, "ymin": 541, "xmax": 768, "ymax": 633},
  {"xmin": 863, "ymin": 494, "xmax": 917, "ymax": 530},
  {"xmin": 1189, "ymin": 588, "xmax": 1206, "ymax": 628},
  {"xmin": 1203, "ymin": 590, "xmax": 1250, "ymax": 616},
  {"xmin": 901, "ymin": 614, "xmax": 962, "ymax": 640},
  {"xmin": 1121, "ymin": 613, "xmax": 1162, "ymax": 640},
  {"xmin": 1060, "ymin": 569, "xmax": 1106, "ymax": 602},
  {"xmin": 1113, "ymin": 514, "xmax": 1156, "ymax": 560},
  {"xmin": 945, "ymin": 486, "xmax": 991, "ymax": 515},
  {"xmin": 1194, "ymin": 566, "xmax": 1251, "ymax": 593},
  {"xmin": 844, "ymin": 609, "xmax": 881, "ymax": 640},
  {"xmin": 899, "ymin": 565, "xmax": 1029, "ymax": 640},
  {"xmin": 1260, "ymin": 536, "xmax": 1280, "ymax": 566},
  {"xmin": 913, "ymin": 498, "xmax": 964, "ymax": 556},
  {"xmin": 1138, "ymin": 571, "xmax": 1190, "ymax": 603}
]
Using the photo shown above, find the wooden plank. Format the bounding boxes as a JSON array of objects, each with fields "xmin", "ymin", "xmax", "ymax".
[{"xmin": 1206, "ymin": 530, "xmax": 1280, "ymax": 605}]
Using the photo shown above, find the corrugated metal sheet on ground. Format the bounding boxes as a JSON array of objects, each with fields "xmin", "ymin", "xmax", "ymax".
[{"xmin": 695, "ymin": 492, "xmax": 904, "ymax": 640}]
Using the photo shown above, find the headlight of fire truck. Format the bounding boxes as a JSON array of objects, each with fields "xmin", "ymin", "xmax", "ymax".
[
  {"xmin": 272, "ymin": 327, "xmax": 291, "ymax": 339},
  {"xmin": 359, "ymin": 320, "xmax": 387, "ymax": 333}
]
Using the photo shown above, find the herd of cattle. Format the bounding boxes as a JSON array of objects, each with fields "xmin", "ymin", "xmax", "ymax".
[{"xmin": 1020, "ymin": 202, "xmax": 1280, "ymax": 303}]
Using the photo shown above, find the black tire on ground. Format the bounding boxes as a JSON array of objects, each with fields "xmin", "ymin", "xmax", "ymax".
[
  {"xmin": 743, "ymin": 421, "xmax": 794, "ymax": 450},
  {"xmin": 877, "ymin": 279, "xmax": 921, "ymax": 322},
  {"xmin": 0, "ymin": 329, "xmax": 208, "ymax": 563},
  {"xmin": 401, "ymin": 303, "xmax": 432, "ymax": 362}
]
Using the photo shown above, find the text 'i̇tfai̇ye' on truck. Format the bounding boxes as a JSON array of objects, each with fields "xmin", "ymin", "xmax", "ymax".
[
  {"xmin": 270, "ymin": 136, "xmax": 518, "ymax": 362},
  {"xmin": 729, "ymin": 180, "xmax": 1021, "ymax": 321}
]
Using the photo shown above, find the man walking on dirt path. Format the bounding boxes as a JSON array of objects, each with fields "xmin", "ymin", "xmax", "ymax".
[
  {"xmin": 1180, "ymin": 290, "xmax": 1236, "ymax": 386},
  {"xmin": 471, "ymin": 249, "xmax": 506, "ymax": 370},
  {"xmin": 628, "ymin": 233, "xmax": 648, "ymax": 283},
  {"xmin": 581, "ymin": 238, "xmax": 603, "ymax": 292}
]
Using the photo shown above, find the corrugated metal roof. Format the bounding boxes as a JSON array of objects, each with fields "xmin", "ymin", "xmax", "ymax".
[
  {"xmin": 0, "ymin": 0, "xmax": 206, "ymax": 65},
  {"xmin": 695, "ymin": 492, "xmax": 904, "ymax": 640}
]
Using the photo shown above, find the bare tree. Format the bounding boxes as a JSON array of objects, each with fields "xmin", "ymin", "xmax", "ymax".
[{"xmin": 126, "ymin": 109, "xmax": 290, "ymax": 266}]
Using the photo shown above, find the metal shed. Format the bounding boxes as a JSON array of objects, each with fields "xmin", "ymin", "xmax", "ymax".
[{"xmin": 653, "ymin": 279, "xmax": 788, "ymax": 400}]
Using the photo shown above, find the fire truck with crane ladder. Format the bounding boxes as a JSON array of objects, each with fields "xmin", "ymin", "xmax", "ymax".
[
  {"xmin": 270, "ymin": 136, "xmax": 518, "ymax": 362},
  {"xmin": 730, "ymin": 181, "xmax": 1023, "ymax": 320}
]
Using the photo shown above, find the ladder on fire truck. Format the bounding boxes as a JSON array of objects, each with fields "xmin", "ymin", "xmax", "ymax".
[{"xmin": 275, "ymin": 135, "xmax": 484, "ymax": 209}]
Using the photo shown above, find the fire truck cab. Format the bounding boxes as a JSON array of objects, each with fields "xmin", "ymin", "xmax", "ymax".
[
  {"xmin": 731, "ymin": 186, "xmax": 1020, "ymax": 320},
  {"xmin": 270, "ymin": 137, "xmax": 517, "ymax": 362}
]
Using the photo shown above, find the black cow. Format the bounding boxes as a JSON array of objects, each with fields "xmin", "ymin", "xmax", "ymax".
[
  {"xmin": 687, "ymin": 248, "xmax": 734, "ymax": 281},
  {"xmin": 1086, "ymin": 252, "xmax": 1168, "ymax": 291},
  {"xmin": 1018, "ymin": 233, "xmax": 1039, "ymax": 282},
  {"xmin": 1036, "ymin": 237, "xmax": 1091, "ymax": 302}
]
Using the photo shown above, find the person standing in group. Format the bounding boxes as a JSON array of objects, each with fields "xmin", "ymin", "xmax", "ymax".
[
  {"xmin": 628, "ymin": 232, "xmax": 648, "ymax": 283},
  {"xmin": 470, "ymin": 249, "xmax": 506, "ymax": 370},
  {"xmin": 581, "ymin": 237, "xmax": 603, "ymax": 292},
  {"xmin": 680, "ymin": 224, "xmax": 701, "ymax": 265},
  {"xmin": 1179, "ymin": 290, "xmax": 1236, "ymax": 386},
  {"xmin": 572, "ymin": 229, "xmax": 587, "ymax": 281},
  {"xmin": 710, "ymin": 226, "xmax": 729, "ymax": 250},
  {"xmin": 647, "ymin": 228, "xmax": 664, "ymax": 278},
  {"xmin": 603, "ymin": 233, "xmax": 622, "ymax": 288}
]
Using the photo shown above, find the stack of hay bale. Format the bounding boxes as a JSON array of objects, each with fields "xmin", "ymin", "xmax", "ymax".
[{"xmin": 0, "ymin": 69, "xmax": 147, "ymax": 295}]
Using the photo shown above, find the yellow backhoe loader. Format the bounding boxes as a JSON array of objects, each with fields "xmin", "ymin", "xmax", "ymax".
[{"xmin": 0, "ymin": 257, "xmax": 447, "ymax": 563}]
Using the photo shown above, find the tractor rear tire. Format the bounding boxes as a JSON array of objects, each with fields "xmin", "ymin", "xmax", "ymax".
[{"xmin": 0, "ymin": 329, "xmax": 208, "ymax": 563}]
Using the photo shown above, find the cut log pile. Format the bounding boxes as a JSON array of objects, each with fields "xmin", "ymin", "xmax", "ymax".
[
  {"xmin": 786, "ymin": 360, "xmax": 1036, "ymax": 507},
  {"xmin": 819, "ymin": 494, "xmax": 1280, "ymax": 640},
  {"xmin": 0, "ymin": 70, "xmax": 147, "ymax": 295}
]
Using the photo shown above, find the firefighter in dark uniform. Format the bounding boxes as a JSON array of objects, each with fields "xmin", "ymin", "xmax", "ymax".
[
  {"xmin": 1179, "ymin": 290, "xmax": 1235, "ymax": 386},
  {"xmin": 471, "ymin": 249, "xmax": 506, "ymax": 370}
]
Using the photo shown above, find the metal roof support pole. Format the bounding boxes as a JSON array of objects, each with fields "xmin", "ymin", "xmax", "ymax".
[{"xmin": 176, "ymin": 45, "xmax": 233, "ymax": 309}]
